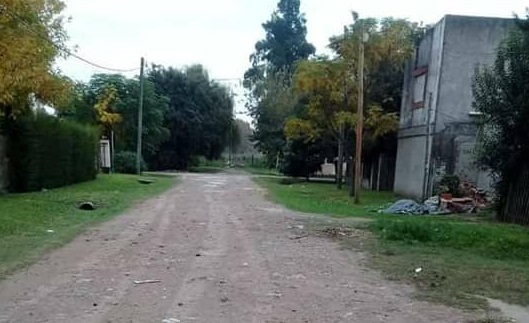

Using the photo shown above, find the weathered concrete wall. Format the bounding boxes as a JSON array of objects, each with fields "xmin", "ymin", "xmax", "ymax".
[
  {"xmin": 429, "ymin": 15, "xmax": 513, "ymax": 192},
  {"xmin": 435, "ymin": 15, "xmax": 514, "ymax": 132},
  {"xmin": 395, "ymin": 18, "xmax": 445, "ymax": 199},
  {"xmin": 394, "ymin": 135, "xmax": 427, "ymax": 198},
  {"xmin": 0, "ymin": 136, "xmax": 6, "ymax": 191},
  {"xmin": 396, "ymin": 15, "xmax": 512, "ymax": 198}
]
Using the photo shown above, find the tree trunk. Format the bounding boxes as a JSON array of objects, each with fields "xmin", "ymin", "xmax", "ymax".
[
  {"xmin": 336, "ymin": 126, "xmax": 344, "ymax": 190},
  {"xmin": 348, "ymin": 158, "xmax": 355, "ymax": 197}
]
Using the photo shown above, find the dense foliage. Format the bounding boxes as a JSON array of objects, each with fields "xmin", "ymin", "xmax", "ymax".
[
  {"xmin": 62, "ymin": 65, "xmax": 235, "ymax": 172},
  {"xmin": 6, "ymin": 111, "xmax": 99, "ymax": 192},
  {"xmin": 148, "ymin": 65, "xmax": 235, "ymax": 170},
  {"xmin": 61, "ymin": 74, "xmax": 170, "ymax": 163},
  {"xmin": 0, "ymin": 0, "xmax": 70, "ymax": 119},
  {"xmin": 244, "ymin": 6, "xmax": 420, "ymax": 182},
  {"xmin": 244, "ymin": 0, "xmax": 315, "ymax": 168},
  {"xmin": 473, "ymin": 17, "xmax": 529, "ymax": 224}
]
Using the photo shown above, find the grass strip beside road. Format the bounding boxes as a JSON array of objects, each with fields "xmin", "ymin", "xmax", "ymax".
[
  {"xmin": 253, "ymin": 176, "xmax": 397, "ymax": 218},
  {"xmin": 254, "ymin": 176, "xmax": 529, "ymax": 309},
  {"xmin": 0, "ymin": 174, "xmax": 175, "ymax": 279}
]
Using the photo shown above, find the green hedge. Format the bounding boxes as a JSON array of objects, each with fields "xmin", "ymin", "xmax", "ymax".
[{"xmin": 7, "ymin": 112, "xmax": 99, "ymax": 192}]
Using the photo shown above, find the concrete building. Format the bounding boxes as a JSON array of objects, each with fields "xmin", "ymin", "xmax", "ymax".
[{"xmin": 394, "ymin": 15, "xmax": 513, "ymax": 199}]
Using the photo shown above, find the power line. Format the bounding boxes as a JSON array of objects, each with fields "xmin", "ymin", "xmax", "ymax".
[{"xmin": 1, "ymin": 5, "xmax": 140, "ymax": 73}]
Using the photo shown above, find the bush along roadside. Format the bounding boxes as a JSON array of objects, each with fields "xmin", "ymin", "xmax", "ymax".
[
  {"xmin": 114, "ymin": 151, "xmax": 147, "ymax": 174},
  {"xmin": 6, "ymin": 111, "xmax": 99, "ymax": 192}
]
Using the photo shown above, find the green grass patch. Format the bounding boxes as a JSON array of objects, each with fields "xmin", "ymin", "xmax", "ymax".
[
  {"xmin": 370, "ymin": 218, "xmax": 529, "ymax": 261},
  {"xmin": 0, "ymin": 174, "xmax": 175, "ymax": 279},
  {"xmin": 339, "ymin": 218, "xmax": 529, "ymax": 309},
  {"xmin": 253, "ymin": 176, "xmax": 397, "ymax": 217},
  {"xmin": 243, "ymin": 167, "xmax": 281, "ymax": 176},
  {"xmin": 365, "ymin": 234, "xmax": 529, "ymax": 309}
]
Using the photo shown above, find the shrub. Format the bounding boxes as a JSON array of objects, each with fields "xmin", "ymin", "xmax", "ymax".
[
  {"xmin": 6, "ymin": 112, "xmax": 99, "ymax": 192},
  {"xmin": 114, "ymin": 151, "xmax": 146, "ymax": 174}
]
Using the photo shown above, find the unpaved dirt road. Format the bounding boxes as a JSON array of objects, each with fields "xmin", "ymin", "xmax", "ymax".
[{"xmin": 0, "ymin": 173, "xmax": 472, "ymax": 322}]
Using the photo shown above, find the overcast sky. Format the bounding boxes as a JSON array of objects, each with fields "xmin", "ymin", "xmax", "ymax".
[{"xmin": 58, "ymin": 0, "xmax": 528, "ymax": 119}]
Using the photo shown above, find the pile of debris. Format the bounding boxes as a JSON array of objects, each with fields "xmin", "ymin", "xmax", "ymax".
[{"xmin": 381, "ymin": 181, "xmax": 490, "ymax": 216}]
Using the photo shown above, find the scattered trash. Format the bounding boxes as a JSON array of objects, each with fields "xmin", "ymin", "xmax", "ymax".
[
  {"xmin": 415, "ymin": 267, "xmax": 423, "ymax": 274},
  {"xmin": 243, "ymin": 262, "xmax": 248, "ymax": 267},
  {"xmin": 382, "ymin": 199, "xmax": 427, "ymax": 215},
  {"xmin": 344, "ymin": 312, "xmax": 354, "ymax": 318},
  {"xmin": 379, "ymin": 177, "xmax": 491, "ymax": 216},
  {"xmin": 319, "ymin": 227, "xmax": 354, "ymax": 238},
  {"xmin": 46, "ymin": 229, "xmax": 54, "ymax": 233},
  {"xmin": 290, "ymin": 235, "xmax": 309, "ymax": 240},
  {"xmin": 133, "ymin": 279, "xmax": 161, "ymax": 285},
  {"xmin": 295, "ymin": 225, "xmax": 304, "ymax": 230},
  {"xmin": 196, "ymin": 253, "xmax": 201, "ymax": 257},
  {"xmin": 162, "ymin": 319, "xmax": 180, "ymax": 323},
  {"xmin": 78, "ymin": 201, "xmax": 96, "ymax": 211},
  {"xmin": 220, "ymin": 296, "xmax": 229, "ymax": 303}
]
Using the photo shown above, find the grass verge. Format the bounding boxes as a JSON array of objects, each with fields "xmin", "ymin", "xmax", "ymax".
[
  {"xmin": 366, "ymin": 218, "xmax": 529, "ymax": 309},
  {"xmin": 0, "ymin": 174, "xmax": 175, "ymax": 279},
  {"xmin": 253, "ymin": 176, "xmax": 397, "ymax": 217},
  {"xmin": 255, "ymin": 176, "xmax": 529, "ymax": 310}
]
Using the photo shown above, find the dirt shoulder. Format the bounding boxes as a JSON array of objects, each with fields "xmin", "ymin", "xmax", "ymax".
[{"xmin": 0, "ymin": 173, "xmax": 474, "ymax": 322}]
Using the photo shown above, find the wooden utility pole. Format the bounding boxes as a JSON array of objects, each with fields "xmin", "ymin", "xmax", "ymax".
[
  {"xmin": 337, "ymin": 25, "xmax": 348, "ymax": 190},
  {"xmin": 136, "ymin": 57, "xmax": 145, "ymax": 175},
  {"xmin": 354, "ymin": 25, "xmax": 366, "ymax": 204}
]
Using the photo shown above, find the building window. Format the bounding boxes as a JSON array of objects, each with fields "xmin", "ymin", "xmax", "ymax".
[{"xmin": 412, "ymin": 66, "xmax": 428, "ymax": 109}]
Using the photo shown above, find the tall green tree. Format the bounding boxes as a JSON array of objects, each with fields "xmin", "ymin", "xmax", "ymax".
[
  {"xmin": 244, "ymin": 0, "xmax": 315, "ymax": 167},
  {"xmin": 473, "ymin": 17, "xmax": 529, "ymax": 224},
  {"xmin": 249, "ymin": 0, "xmax": 315, "ymax": 72},
  {"xmin": 148, "ymin": 65, "xmax": 235, "ymax": 170}
]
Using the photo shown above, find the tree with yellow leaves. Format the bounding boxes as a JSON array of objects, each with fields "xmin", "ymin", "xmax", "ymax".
[
  {"xmin": 93, "ymin": 85, "xmax": 122, "ymax": 151},
  {"xmin": 285, "ymin": 16, "xmax": 421, "ymax": 189},
  {"xmin": 0, "ymin": 0, "xmax": 69, "ymax": 119}
]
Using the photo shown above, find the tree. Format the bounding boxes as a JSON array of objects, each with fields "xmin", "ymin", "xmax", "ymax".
[
  {"xmin": 60, "ymin": 74, "xmax": 170, "ymax": 163},
  {"xmin": 327, "ymin": 16, "xmax": 421, "ymax": 191},
  {"xmin": 0, "ymin": 0, "xmax": 70, "ymax": 119},
  {"xmin": 148, "ymin": 65, "xmax": 235, "ymax": 170},
  {"xmin": 250, "ymin": 71, "xmax": 299, "ymax": 167},
  {"xmin": 473, "ymin": 17, "xmax": 529, "ymax": 224},
  {"xmin": 244, "ymin": 0, "xmax": 315, "ymax": 167},
  {"xmin": 249, "ymin": 0, "xmax": 315, "ymax": 72},
  {"xmin": 287, "ymin": 52, "xmax": 398, "ymax": 188}
]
